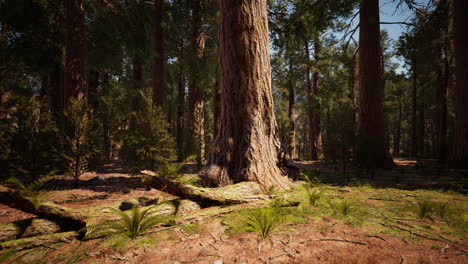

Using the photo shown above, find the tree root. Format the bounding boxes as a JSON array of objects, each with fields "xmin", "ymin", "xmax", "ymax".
[{"xmin": 300, "ymin": 238, "xmax": 367, "ymax": 246}]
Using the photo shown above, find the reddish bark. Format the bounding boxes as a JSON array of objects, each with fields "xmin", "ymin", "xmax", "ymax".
[
  {"xmin": 452, "ymin": 0, "xmax": 468, "ymax": 168},
  {"xmin": 64, "ymin": 0, "xmax": 86, "ymax": 105},
  {"xmin": 357, "ymin": 0, "xmax": 394, "ymax": 168},
  {"xmin": 200, "ymin": 0, "xmax": 292, "ymax": 189},
  {"xmin": 152, "ymin": 0, "xmax": 165, "ymax": 108}
]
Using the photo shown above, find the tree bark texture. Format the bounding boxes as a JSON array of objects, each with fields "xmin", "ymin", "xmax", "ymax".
[
  {"xmin": 411, "ymin": 52, "xmax": 418, "ymax": 157},
  {"xmin": 200, "ymin": 0, "xmax": 292, "ymax": 189},
  {"xmin": 357, "ymin": 0, "xmax": 394, "ymax": 168},
  {"xmin": 48, "ymin": 67, "xmax": 65, "ymax": 114},
  {"xmin": 452, "ymin": 0, "xmax": 468, "ymax": 169},
  {"xmin": 188, "ymin": 0, "xmax": 206, "ymax": 165},
  {"xmin": 64, "ymin": 0, "xmax": 86, "ymax": 105},
  {"xmin": 152, "ymin": 0, "xmax": 165, "ymax": 108}
]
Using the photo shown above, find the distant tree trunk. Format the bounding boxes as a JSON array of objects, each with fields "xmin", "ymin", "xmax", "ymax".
[
  {"xmin": 452, "ymin": 0, "xmax": 468, "ymax": 168},
  {"xmin": 411, "ymin": 52, "xmax": 418, "ymax": 157},
  {"xmin": 177, "ymin": 40, "xmax": 185, "ymax": 162},
  {"xmin": 130, "ymin": 58, "xmax": 143, "ymax": 129},
  {"xmin": 188, "ymin": 0, "xmax": 206, "ymax": 165},
  {"xmin": 200, "ymin": 0, "xmax": 292, "ymax": 189},
  {"xmin": 433, "ymin": 41, "xmax": 449, "ymax": 162},
  {"xmin": 305, "ymin": 40, "xmax": 318, "ymax": 160},
  {"xmin": 152, "ymin": 0, "xmax": 165, "ymax": 108},
  {"xmin": 357, "ymin": 0, "xmax": 394, "ymax": 168},
  {"xmin": 287, "ymin": 63, "xmax": 296, "ymax": 159},
  {"xmin": 64, "ymin": 0, "xmax": 86, "ymax": 105},
  {"xmin": 214, "ymin": 76, "xmax": 221, "ymax": 137},
  {"xmin": 88, "ymin": 70, "xmax": 100, "ymax": 109},
  {"xmin": 394, "ymin": 92, "xmax": 402, "ymax": 155},
  {"xmin": 48, "ymin": 67, "xmax": 65, "ymax": 113},
  {"xmin": 101, "ymin": 73, "xmax": 112, "ymax": 160},
  {"xmin": 312, "ymin": 38, "xmax": 322, "ymax": 159}
]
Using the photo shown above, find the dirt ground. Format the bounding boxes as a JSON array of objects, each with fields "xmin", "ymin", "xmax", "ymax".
[{"xmin": 1, "ymin": 160, "xmax": 467, "ymax": 264}]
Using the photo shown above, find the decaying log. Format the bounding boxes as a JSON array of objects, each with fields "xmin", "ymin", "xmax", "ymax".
[
  {"xmin": 0, "ymin": 231, "xmax": 79, "ymax": 251},
  {"xmin": 0, "ymin": 191, "xmax": 87, "ymax": 229},
  {"xmin": 0, "ymin": 218, "xmax": 64, "ymax": 243},
  {"xmin": 142, "ymin": 170, "xmax": 277, "ymax": 205}
]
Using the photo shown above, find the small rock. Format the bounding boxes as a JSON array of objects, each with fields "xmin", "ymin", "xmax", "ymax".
[
  {"xmin": 212, "ymin": 260, "xmax": 223, "ymax": 264},
  {"xmin": 88, "ymin": 176, "xmax": 105, "ymax": 185}
]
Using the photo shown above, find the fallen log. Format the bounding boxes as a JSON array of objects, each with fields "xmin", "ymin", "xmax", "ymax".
[
  {"xmin": 141, "ymin": 170, "xmax": 276, "ymax": 205},
  {"xmin": 0, "ymin": 231, "xmax": 79, "ymax": 251},
  {"xmin": 0, "ymin": 191, "xmax": 87, "ymax": 229},
  {"xmin": 0, "ymin": 218, "xmax": 64, "ymax": 243}
]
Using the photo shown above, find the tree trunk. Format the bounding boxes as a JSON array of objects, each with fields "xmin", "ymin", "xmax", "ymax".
[
  {"xmin": 64, "ymin": 0, "xmax": 86, "ymax": 105},
  {"xmin": 452, "ymin": 0, "xmax": 468, "ymax": 169},
  {"xmin": 200, "ymin": 0, "xmax": 292, "ymax": 189},
  {"xmin": 152, "ymin": 0, "xmax": 165, "ymax": 108},
  {"xmin": 88, "ymin": 70, "xmax": 100, "ymax": 109},
  {"xmin": 130, "ymin": 58, "xmax": 143, "ymax": 129},
  {"xmin": 305, "ymin": 40, "xmax": 318, "ymax": 160},
  {"xmin": 433, "ymin": 41, "xmax": 449, "ymax": 162},
  {"xmin": 312, "ymin": 38, "xmax": 322, "ymax": 159},
  {"xmin": 188, "ymin": 0, "xmax": 206, "ymax": 165},
  {"xmin": 48, "ymin": 67, "xmax": 65, "ymax": 114},
  {"xmin": 176, "ymin": 41, "xmax": 186, "ymax": 162},
  {"xmin": 0, "ymin": 218, "xmax": 64, "ymax": 243},
  {"xmin": 411, "ymin": 52, "xmax": 418, "ymax": 157},
  {"xmin": 394, "ymin": 93, "xmax": 402, "ymax": 155},
  {"xmin": 287, "ymin": 64, "xmax": 296, "ymax": 159},
  {"xmin": 357, "ymin": 0, "xmax": 394, "ymax": 168}
]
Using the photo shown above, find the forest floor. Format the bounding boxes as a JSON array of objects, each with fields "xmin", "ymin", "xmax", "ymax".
[{"xmin": 1, "ymin": 159, "xmax": 467, "ymax": 264}]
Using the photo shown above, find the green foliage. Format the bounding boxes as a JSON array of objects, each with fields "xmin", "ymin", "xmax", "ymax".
[
  {"xmin": 86, "ymin": 206, "xmax": 171, "ymax": 240},
  {"xmin": 329, "ymin": 199, "xmax": 355, "ymax": 217},
  {"xmin": 0, "ymin": 96, "xmax": 65, "ymax": 181},
  {"xmin": 300, "ymin": 170, "xmax": 322, "ymax": 187},
  {"xmin": 120, "ymin": 95, "xmax": 175, "ymax": 172},
  {"xmin": 5, "ymin": 175, "xmax": 52, "ymax": 209},
  {"xmin": 240, "ymin": 207, "xmax": 282, "ymax": 239},
  {"xmin": 61, "ymin": 98, "xmax": 105, "ymax": 184},
  {"xmin": 302, "ymin": 187, "xmax": 322, "ymax": 207}
]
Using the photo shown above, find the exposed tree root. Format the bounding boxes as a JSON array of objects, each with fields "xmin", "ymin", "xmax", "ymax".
[
  {"xmin": 0, "ymin": 231, "xmax": 78, "ymax": 251},
  {"xmin": 142, "ymin": 170, "xmax": 277, "ymax": 205},
  {"xmin": 0, "ymin": 218, "xmax": 64, "ymax": 243}
]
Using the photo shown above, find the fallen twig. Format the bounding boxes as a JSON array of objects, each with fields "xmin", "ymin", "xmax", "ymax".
[
  {"xmin": 172, "ymin": 254, "xmax": 223, "ymax": 263},
  {"xmin": 300, "ymin": 238, "xmax": 367, "ymax": 246},
  {"xmin": 366, "ymin": 235, "xmax": 406, "ymax": 264}
]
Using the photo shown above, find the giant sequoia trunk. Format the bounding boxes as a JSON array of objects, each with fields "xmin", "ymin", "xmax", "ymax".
[
  {"xmin": 188, "ymin": 0, "xmax": 206, "ymax": 165},
  {"xmin": 452, "ymin": 0, "xmax": 468, "ymax": 169},
  {"xmin": 411, "ymin": 53, "xmax": 418, "ymax": 157},
  {"xmin": 176, "ymin": 39, "xmax": 186, "ymax": 162},
  {"xmin": 152, "ymin": 0, "xmax": 165, "ymax": 108},
  {"xmin": 64, "ymin": 0, "xmax": 86, "ymax": 105},
  {"xmin": 200, "ymin": 0, "xmax": 292, "ymax": 189},
  {"xmin": 357, "ymin": 0, "xmax": 394, "ymax": 168},
  {"xmin": 312, "ymin": 38, "xmax": 322, "ymax": 158}
]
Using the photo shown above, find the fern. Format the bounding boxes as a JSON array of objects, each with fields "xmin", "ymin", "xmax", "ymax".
[
  {"xmin": 329, "ymin": 199, "xmax": 355, "ymax": 216},
  {"xmin": 241, "ymin": 208, "xmax": 282, "ymax": 240},
  {"xmin": 5, "ymin": 176, "xmax": 52, "ymax": 209},
  {"xmin": 86, "ymin": 206, "xmax": 171, "ymax": 240},
  {"xmin": 303, "ymin": 187, "xmax": 322, "ymax": 206}
]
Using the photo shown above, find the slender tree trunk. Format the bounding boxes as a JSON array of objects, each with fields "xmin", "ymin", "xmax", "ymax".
[
  {"xmin": 200, "ymin": 0, "xmax": 292, "ymax": 189},
  {"xmin": 88, "ymin": 70, "xmax": 99, "ymax": 109},
  {"xmin": 152, "ymin": 0, "xmax": 165, "ymax": 108},
  {"xmin": 411, "ymin": 52, "xmax": 418, "ymax": 157},
  {"xmin": 188, "ymin": 0, "xmax": 206, "ymax": 165},
  {"xmin": 64, "ymin": 0, "xmax": 86, "ymax": 105},
  {"xmin": 305, "ymin": 40, "xmax": 318, "ymax": 160},
  {"xmin": 48, "ymin": 67, "xmax": 65, "ymax": 114},
  {"xmin": 312, "ymin": 38, "xmax": 322, "ymax": 159},
  {"xmin": 357, "ymin": 0, "xmax": 394, "ymax": 168},
  {"xmin": 434, "ymin": 41, "xmax": 449, "ymax": 162},
  {"xmin": 287, "ymin": 64, "xmax": 296, "ymax": 159},
  {"xmin": 177, "ymin": 40, "xmax": 185, "ymax": 162},
  {"xmin": 452, "ymin": 0, "xmax": 468, "ymax": 168},
  {"xmin": 130, "ymin": 58, "xmax": 143, "ymax": 129},
  {"xmin": 394, "ymin": 93, "xmax": 402, "ymax": 155}
]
